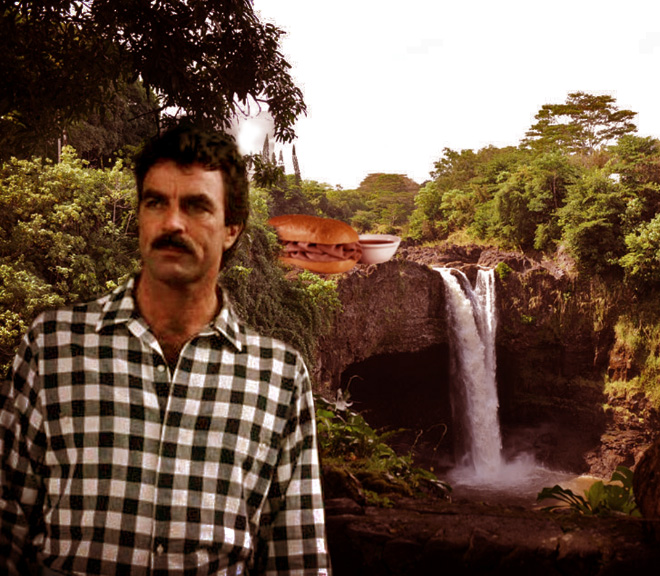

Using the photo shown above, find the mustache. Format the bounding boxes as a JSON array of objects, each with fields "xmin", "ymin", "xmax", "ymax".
[{"xmin": 151, "ymin": 232, "xmax": 195, "ymax": 253}]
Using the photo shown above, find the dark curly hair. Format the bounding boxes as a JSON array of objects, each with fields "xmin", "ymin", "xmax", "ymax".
[{"xmin": 133, "ymin": 124, "xmax": 250, "ymax": 267}]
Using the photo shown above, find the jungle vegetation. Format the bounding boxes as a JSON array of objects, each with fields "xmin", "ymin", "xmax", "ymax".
[
  {"xmin": 3, "ymin": 79, "xmax": 660, "ymax": 406},
  {"xmin": 6, "ymin": 3, "xmax": 659, "ymax": 503}
]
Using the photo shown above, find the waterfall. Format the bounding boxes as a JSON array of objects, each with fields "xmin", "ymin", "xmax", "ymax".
[
  {"xmin": 437, "ymin": 267, "xmax": 504, "ymax": 479},
  {"xmin": 434, "ymin": 266, "xmax": 580, "ymax": 496}
]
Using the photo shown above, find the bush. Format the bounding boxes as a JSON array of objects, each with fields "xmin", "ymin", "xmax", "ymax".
[{"xmin": 0, "ymin": 149, "xmax": 139, "ymax": 375}]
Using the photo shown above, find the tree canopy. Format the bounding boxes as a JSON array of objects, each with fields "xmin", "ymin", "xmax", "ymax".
[
  {"xmin": 1, "ymin": 0, "xmax": 306, "ymax": 159},
  {"xmin": 524, "ymin": 92, "xmax": 637, "ymax": 154},
  {"xmin": 408, "ymin": 93, "xmax": 660, "ymax": 285}
]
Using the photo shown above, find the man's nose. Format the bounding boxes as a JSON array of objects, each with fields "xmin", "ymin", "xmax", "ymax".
[{"xmin": 162, "ymin": 204, "xmax": 185, "ymax": 232}]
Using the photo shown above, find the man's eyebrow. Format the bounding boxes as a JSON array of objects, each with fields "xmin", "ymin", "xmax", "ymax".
[
  {"xmin": 142, "ymin": 188, "xmax": 167, "ymax": 200},
  {"xmin": 184, "ymin": 193, "xmax": 215, "ymax": 205}
]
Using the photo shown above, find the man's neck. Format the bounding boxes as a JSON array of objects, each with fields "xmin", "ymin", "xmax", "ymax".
[{"xmin": 135, "ymin": 274, "xmax": 220, "ymax": 366}]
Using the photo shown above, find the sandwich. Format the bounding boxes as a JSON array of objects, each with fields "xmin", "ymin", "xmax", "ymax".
[{"xmin": 268, "ymin": 214, "xmax": 362, "ymax": 274}]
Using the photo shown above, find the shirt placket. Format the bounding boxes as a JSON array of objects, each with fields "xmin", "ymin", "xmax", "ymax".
[
  {"xmin": 150, "ymin": 339, "xmax": 204, "ymax": 574},
  {"xmin": 152, "ymin": 353, "xmax": 176, "ymax": 573},
  {"xmin": 129, "ymin": 322, "xmax": 179, "ymax": 572},
  {"xmin": 152, "ymin": 354, "xmax": 172, "ymax": 565}
]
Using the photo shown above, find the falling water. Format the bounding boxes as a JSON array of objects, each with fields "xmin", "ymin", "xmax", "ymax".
[
  {"xmin": 438, "ymin": 267, "xmax": 504, "ymax": 479},
  {"xmin": 435, "ymin": 266, "xmax": 596, "ymax": 499}
]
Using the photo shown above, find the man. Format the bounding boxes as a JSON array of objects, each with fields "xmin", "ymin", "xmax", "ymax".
[{"xmin": 0, "ymin": 125, "xmax": 332, "ymax": 575}]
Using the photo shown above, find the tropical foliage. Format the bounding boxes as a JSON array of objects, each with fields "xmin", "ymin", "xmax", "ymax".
[
  {"xmin": 537, "ymin": 466, "xmax": 640, "ymax": 517},
  {"xmin": 406, "ymin": 93, "xmax": 660, "ymax": 290},
  {"xmin": 315, "ymin": 391, "xmax": 451, "ymax": 506},
  {"xmin": 0, "ymin": 149, "xmax": 139, "ymax": 374},
  {"xmin": 524, "ymin": 92, "xmax": 637, "ymax": 154},
  {"xmin": 0, "ymin": 149, "xmax": 340, "ymax": 376},
  {"xmin": 253, "ymin": 160, "xmax": 422, "ymax": 235}
]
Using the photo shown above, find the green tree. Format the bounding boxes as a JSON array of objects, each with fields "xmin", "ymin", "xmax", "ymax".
[
  {"xmin": 351, "ymin": 210, "xmax": 378, "ymax": 234},
  {"xmin": 524, "ymin": 92, "xmax": 637, "ymax": 155},
  {"xmin": 527, "ymin": 152, "xmax": 578, "ymax": 214},
  {"xmin": 430, "ymin": 148, "xmax": 480, "ymax": 187},
  {"xmin": 620, "ymin": 214, "xmax": 660, "ymax": 287},
  {"xmin": 66, "ymin": 81, "xmax": 160, "ymax": 168},
  {"xmin": 608, "ymin": 135, "xmax": 660, "ymax": 227},
  {"xmin": 293, "ymin": 180, "xmax": 356, "ymax": 222},
  {"xmin": 262, "ymin": 134, "xmax": 271, "ymax": 161},
  {"xmin": 408, "ymin": 181, "xmax": 445, "ymax": 241},
  {"xmin": 356, "ymin": 173, "xmax": 420, "ymax": 233},
  {"xmin": 490, "ymin": 167, "xmax": 537, "ymax": 249},
  {"xmin": 413, "ymin": 146, "xmax": 527, "ymax": 243},
  {"xmin": 249, "ymin": 162, "xmax": 320, "ymax": 219},
  {"xmin": 358, "ymin": 173, "xmax": 420, "ymax": 196},
  {"xmin": 325, "ymin": 187, "xmax": 368, "ymax": 222},
  {"xmin": 608, "ymin": 135, "xmax": 660, "ymax": 288},
  {"xmin": 292, "ymin": 144, "xmax": 302, "ymax": 184},
  {"xmin": 488, "ymin": 152, "xmax": 578, "ymax": 250},
  {"xmin": 250, "ymin": 155, "xmax": 286, "ymax": 190},
  {"xmin": 1, "ymin": 0, "xmax": 306, "ymax": 160},
  {"xmin": 559, "ymin": 171, "xmax": 627, "ymax": 274}
]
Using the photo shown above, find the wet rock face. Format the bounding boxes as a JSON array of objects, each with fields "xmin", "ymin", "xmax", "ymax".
[
  {"xmin": 314, "ymin": 260, "xmax": 448, "ymax": 390},
  {"xmin": 633, "ymin": 438, "xmax": 660, "ymax": 540}
]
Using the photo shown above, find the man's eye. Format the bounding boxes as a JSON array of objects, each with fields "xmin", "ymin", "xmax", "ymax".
[
  {"xmin": 187, "ymin": 199, "xmax": 213, "ymax": 214},
  {"xmin": 143, "ymin": 197, "xmax": 164, "ymax": 208}
]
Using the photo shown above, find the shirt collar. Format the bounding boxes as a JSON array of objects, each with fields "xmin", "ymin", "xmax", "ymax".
[{"xmin": 96, "ymin": 275, "xmax": 245, "ymax": 352}]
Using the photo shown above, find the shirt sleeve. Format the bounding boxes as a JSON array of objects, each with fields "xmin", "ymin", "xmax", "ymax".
[
  {"xmin": 256, "ymin": 357, "xmax": 332, "ymax": 575},
  {"xmin": 0, "ymin": 326, "xmax": 47, "ymax": 576}
]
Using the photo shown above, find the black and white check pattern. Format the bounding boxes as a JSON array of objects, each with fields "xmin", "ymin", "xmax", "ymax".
[{"xmin": 0, "ymin": 277, "xmax": 331, "ymax": 575}]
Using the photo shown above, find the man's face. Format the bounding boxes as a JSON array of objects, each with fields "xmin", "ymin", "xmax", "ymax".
[{"xmin": 138, "ymin": 160, "xmax": 242, "ymax": 288}]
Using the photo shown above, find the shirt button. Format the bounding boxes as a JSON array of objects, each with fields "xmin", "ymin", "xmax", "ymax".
[
  {"xmin": 156, "ymin": 544, "xmax": 164, "ymax": 555},
  {"xmin": 157, "ymin": 364, "xmax": 166, "ymax": 373}
]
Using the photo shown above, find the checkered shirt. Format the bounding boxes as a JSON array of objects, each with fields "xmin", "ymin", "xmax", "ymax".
[{"xmin": 0, "ymin": 277, "xmax": 331, "ymax": 575}]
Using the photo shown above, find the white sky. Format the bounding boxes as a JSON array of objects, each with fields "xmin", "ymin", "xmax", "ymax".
[{"xmin": 237, "ymin": 0, "xmax": 660, "ymax": 190}]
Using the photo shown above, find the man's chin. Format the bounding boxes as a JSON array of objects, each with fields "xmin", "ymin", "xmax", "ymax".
[{"xmin": 144, "ymin": 263, "xmax": 203, "ymax": 287}]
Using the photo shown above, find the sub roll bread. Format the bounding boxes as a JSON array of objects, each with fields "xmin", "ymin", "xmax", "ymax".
[{"xmin": 268, "ymin": 214, "xmax": 362, "ymax": 273}]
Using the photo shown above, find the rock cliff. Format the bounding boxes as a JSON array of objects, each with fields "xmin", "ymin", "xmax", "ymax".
[{"xmin": 314, "ymin": 244, "xmax": 658, "ymax": 476}]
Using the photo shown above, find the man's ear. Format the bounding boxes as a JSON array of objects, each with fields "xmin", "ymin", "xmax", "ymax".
[{"xmin": 222, "ymin": 224, "xmax": 243, "ymax": 251}]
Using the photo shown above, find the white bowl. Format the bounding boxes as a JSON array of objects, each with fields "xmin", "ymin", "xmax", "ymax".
[{"xmin": 358, "ymin": 234, "xmax": 401, "ymax": 264}]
